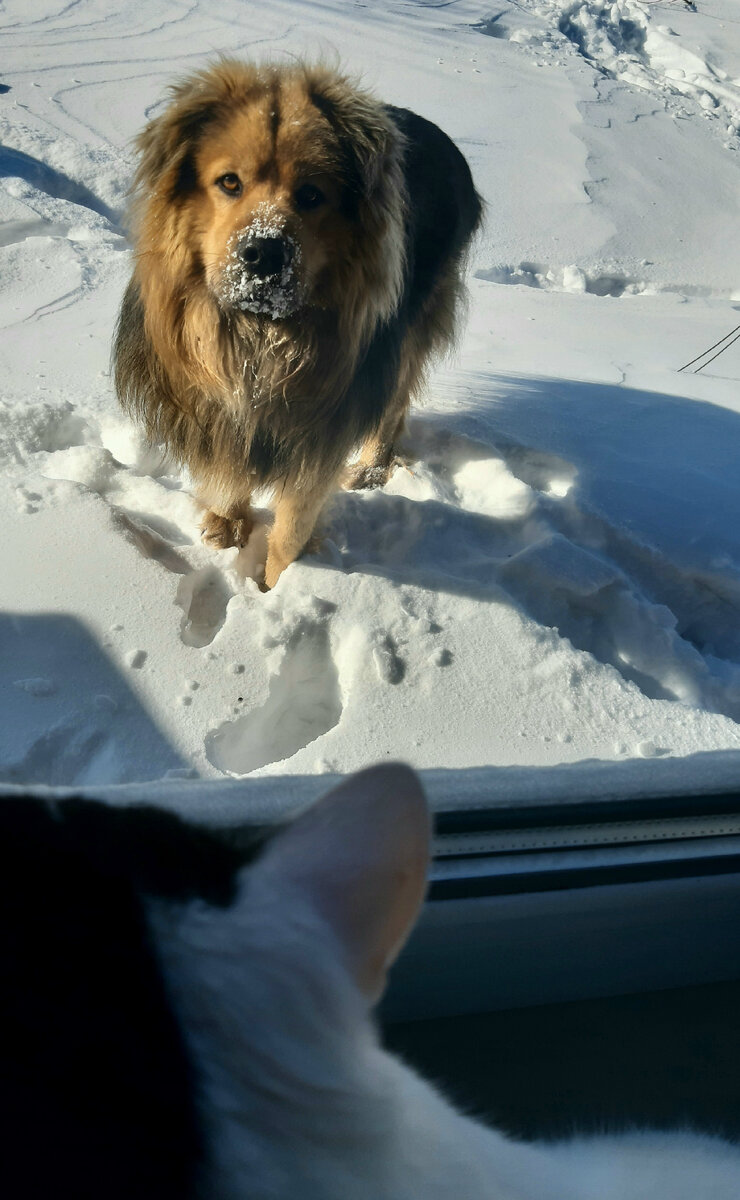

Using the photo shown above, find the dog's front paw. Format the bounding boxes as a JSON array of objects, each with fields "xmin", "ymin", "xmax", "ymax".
[
  {"xmin": 262, "ymin": 554, "xmax": 287, "ymax": 591},
  {"xmin": 260, "ymin": 535, "xmax": 320, "ymax": 591},
  {"xmin": 344, "ymin": 462, "xmax": 391, "ymax": 491},
  {"xmin": 343, "ymin": 453, "xmax": 410, "ymax": 491},
  {"xmin": 201, "ymin": 511, "xmax": 253, "ymax": 550}
]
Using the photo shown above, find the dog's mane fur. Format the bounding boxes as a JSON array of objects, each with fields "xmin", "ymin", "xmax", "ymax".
[{"xmin": 114, "ymin": 60, "xmax": 411, "ymax": 493}]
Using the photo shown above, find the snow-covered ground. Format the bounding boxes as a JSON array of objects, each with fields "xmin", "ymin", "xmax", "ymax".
[{"xmin": 2, "ymin": 0, "xmax": 740, "ymax": 809}]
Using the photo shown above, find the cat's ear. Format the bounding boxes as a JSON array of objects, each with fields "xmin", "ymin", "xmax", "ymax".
[{"xmin": 261, "ymin": 764, "xmax": 430, "ymax": 1003}]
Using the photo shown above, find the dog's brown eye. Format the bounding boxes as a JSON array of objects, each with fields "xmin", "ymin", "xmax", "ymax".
[
  {"xmin": 217, "ymin": 174, "xmax": 242, "ymax": 197},
  {"xmin": 295, "ymin": 183, "xmax": 325, "ymax": 211}
]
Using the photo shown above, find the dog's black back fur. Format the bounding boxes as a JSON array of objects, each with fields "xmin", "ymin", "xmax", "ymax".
[
  {"xmin": 344, "ymin": 107, "xmax": 483, "ymax": 435},
  {"xmin": 388, "ymin": 106, "xmax": 483, "ymax": 325}
]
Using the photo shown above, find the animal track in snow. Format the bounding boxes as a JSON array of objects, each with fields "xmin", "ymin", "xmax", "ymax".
[
  {"xmin": 477, "ymin": 262, "xmax": 652, "ymax": 297},
  {"xmin": 113, "ymin": 512, "xmax": 192, "ymax": 576},
  {"xmin": 454, "ymin": 430, "xmax": 740, "ymax": 721},
  {"xmin": 477, "ymin": 262, "xmax": 722, "ymax": 301},
  {"xmin": 1, "ymin": 398, "xmax": 91, "ymax": 466},
  {"xmin": 329, "ymin": 409, "xmax": 740, "ymax": 727},
  {"xmin": 15, "ymin": 485, "xmax": 43, "ymax": 514},
  {"xmin": 474, "ymin": 0, "xmax": 740, "ymax": 147},
  {"xmin": 372, "ymin": 633, "xmax": 405, "ymax": 684},
  {"xmin": 205, "ymin": 616, "xmax": 342, "ymax": 774},
  {"xmin": 177, "ymin": 568, "xmax": 234, "ymax": 649},
  {"xmin": 396, "ymin": 423, "xmax": 576, "ymax": 513},
  {"xmin": 495, "ymin": 441, "xmax": 577, "ymax": 499},
  {"xmin": 31, "ymin": 401, "xmax": 245, "ymax": 661}
]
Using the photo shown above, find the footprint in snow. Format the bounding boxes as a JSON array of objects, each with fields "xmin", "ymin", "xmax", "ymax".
[
  {"xmin": 205, "ymin": 616, "xmax": 342, "ymax": 775},
  {"xmin": 372, "ymin": 633, "xmax": 405, "ymax": 684},
  {"xmin": 177, "ymin": 568, "xmax": 234, "ymax": 649}
]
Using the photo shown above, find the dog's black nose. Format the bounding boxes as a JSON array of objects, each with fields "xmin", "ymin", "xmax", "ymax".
[{"xmin": 241, "ymin": 236, "xmax": 291, "ymax": 278}]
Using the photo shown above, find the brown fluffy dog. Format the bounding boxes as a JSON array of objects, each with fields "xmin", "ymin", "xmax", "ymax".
[{"xmin": 114, "ymin": 60, "xmax": 482, "ymax": 588}]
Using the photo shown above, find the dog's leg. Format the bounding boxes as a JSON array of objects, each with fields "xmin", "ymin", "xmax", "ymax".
[
  {"xmin": 347, "ymin": 266, "xmax": 464, "ymax": 491},
  {"xmin": 345, "ymin": 334, "xmax": 424, "ymax": 491},
  {"xmin": 201, "ymin": 496, "xmax": 254, "ymax": 550},
  {"xmin": 263, "ymin": 475, "xmax": 338, "ymax": 590},
  {"xmin": 345, "ymin": 404, "xmax": 410, "ymax": 491}
]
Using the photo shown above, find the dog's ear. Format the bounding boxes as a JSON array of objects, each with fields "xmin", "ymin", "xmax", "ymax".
[
  {"xmin": 134, "ymin": 60, "xmax": 254, "ymax": 198},
  {"xmin": 308, "ymin": 71, "xmax": 403, "ymax": 204},
  {"xmin": 134, "ymin": 76, "xmax": 218, "ymax": 198},
  {"xmin": 257, "ymin": 764, "xmax": 430, "ymax": 1004}
]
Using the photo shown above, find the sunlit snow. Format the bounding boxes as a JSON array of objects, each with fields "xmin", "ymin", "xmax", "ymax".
[{"xmin": 2, "ymin": 0, "xmax": 740, "ymax": 810}]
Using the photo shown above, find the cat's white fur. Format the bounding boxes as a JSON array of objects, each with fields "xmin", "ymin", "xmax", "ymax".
[{"xmin": 152, "ymin": 765, "xmax": 740, "ymax": 1199}]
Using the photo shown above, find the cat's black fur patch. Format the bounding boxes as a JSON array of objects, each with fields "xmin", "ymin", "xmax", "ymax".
[{"xmin": 0, "ymin": 794, "xmax": 271, "ymax": 1200}]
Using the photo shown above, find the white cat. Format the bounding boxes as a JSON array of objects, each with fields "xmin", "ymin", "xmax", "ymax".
[{"xmin": 153, "ymin": 764, "xmax": 740, "ymax": 1200}]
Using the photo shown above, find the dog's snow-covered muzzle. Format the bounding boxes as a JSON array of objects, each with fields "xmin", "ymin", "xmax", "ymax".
[{"xmin": 216, "ymin": 206, "xmax": 304, "ymax": 320}]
